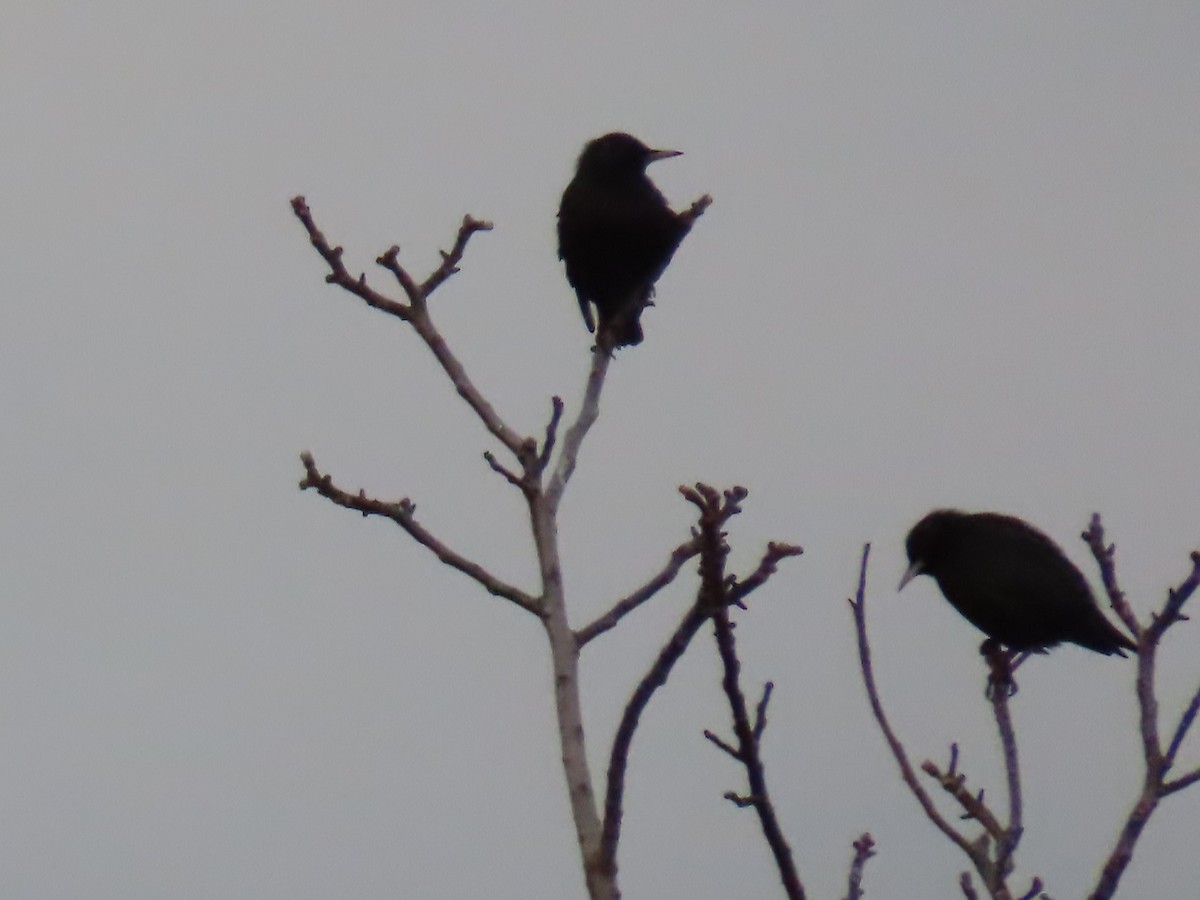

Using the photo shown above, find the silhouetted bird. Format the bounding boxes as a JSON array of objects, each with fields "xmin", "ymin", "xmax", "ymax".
[
  {"xmin": 899, "ymin": 509, "xmax": 1136, "ymax": 656},
  {"xmin": 557, "ymin": 132, "xmax": 693, "ymax": 348}
]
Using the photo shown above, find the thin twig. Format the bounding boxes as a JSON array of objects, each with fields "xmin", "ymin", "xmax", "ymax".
[
  {"xmin": 730, "ymin": 542, "xmax": 804, "ymax": 604},
  {"xmin": 850, "ymin": 545, "xmax": 980, "ymax": 862},
  {"xmin": 600, "ymin": 600, "xmax": 713, "ymax": 875},
  {"xmin": 292, "ymin": 197, "xmax": 412, "ymax": 321},
  {"xmin": 1085, "ymin": 518, "xmax": 1200, "ymax": 900},
  {"xmin": 691, "ymin": 484, "xmax": 805, "ymax": 900},
  {"xmin": 960, "ymin": 872, "xmax": 981, "ymax": 900},
  {"xmin": 1160, "ymin": 768, "xmax": 1200, "ymax": 796},
  {"xmin": 575, "ymin": 535, "xmax": 703, "ymax": 647},
  {"xmin": 292, "ymin": 197, "xmax": 528, "ymax": 460},
  {"xmin": 844, "ymin": 833, "xmax": 876, "ymax": 900},
  {"xmin": 1164, "ymin": 680, "xmax": 1200, "ymax": 769},
  {"xmin": 482, "ymin": 450, "xmax": 524, "ymax": 490},
  {"xmin": 920, "ymin": 757, "xmax": 1005, "ymax": 841},
  {"xmin": 983, "ymin": 646, "xmax": 1024, "ymax": 884},
  {"xmin": 298, "ymin": 452, "xmax": 540, "ymax": 616},
  {"xmin": 420, "ymin": 214, "xmax": 494, "ymax": 296},
  {"xmin": 1081, "ymin": 515, "xmax": 1142, "ymax": 641},
  {"xmin": 599, "ymin": 486, "xmax": 747, "ymax": 873},
  {"xmin": 546, "ymin": 347, "xmax": 610, "ymax": 507},
  {"xmin": 535, "ymin": 396, "xmax": 565, "ymax": 476},
  {"xmin": 753, "ymin": 682, "xmax": 774, "ymax": 741},
  {"xmin": 703, "ymin": 729, "xmax": 741, "ymax": 760}
]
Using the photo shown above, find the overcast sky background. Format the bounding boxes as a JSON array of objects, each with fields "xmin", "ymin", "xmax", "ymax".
[{"xmin": 3, "ymin": 2, "xmax": 1199, "ymax": 898}]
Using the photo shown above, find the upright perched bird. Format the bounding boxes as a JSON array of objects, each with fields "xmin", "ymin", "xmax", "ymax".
[
  {"xmin": 557, "ymin": 132, "xmax": 693, "ymax": 348},
  {"xmin": 899, "ymin": 509, "xmax": 1136, "ymax": 656}
]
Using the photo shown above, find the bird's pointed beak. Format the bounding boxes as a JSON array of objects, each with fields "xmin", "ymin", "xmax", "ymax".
[
  {"xmin": 647, "ymin": 148, "xmax": 682, "ymax": 163},
  {"xmin": 898, "ymin": 560, "xmax": 924, "ymax": 592}
]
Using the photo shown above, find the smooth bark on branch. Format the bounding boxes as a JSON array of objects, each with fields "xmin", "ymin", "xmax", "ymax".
[{"xmin": 294, "ymin": 201, "xmax": 619, "ymax": 899}]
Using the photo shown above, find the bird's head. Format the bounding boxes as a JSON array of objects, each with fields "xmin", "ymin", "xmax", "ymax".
[
  {"xmin": 576, "ymin": 132, "xmax": 682, "ymax": 182},
  {"xmin": 899, "ymin": 509, "xmax": 968, "ymax": 590}
]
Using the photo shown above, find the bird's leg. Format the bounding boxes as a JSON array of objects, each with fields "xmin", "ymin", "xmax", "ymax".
[{"xmin": 981, "ymin": 640, "xmax": 1019, "ymax": 699}]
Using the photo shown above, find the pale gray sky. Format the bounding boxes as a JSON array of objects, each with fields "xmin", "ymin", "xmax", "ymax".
[{"xmin": 3, "ymin": 2, "xmax": 1199, "ymax": 897}]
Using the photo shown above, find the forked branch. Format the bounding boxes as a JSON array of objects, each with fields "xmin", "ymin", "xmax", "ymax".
[
  {"xmin": 298, "ymin": 451, "xmax": 541, "ymax": 616},
  {"xmin": 1083, "ymin": 516, "xmax": 1200, "ymax": 900},
  {"xmin": 291, "ymin": 197, "xmax": 529, "ymax": 460}
]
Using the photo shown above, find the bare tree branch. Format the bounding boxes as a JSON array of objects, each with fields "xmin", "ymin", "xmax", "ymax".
[
  {"xmin": 535, "ymin": 396, "xmax": 565, "ymax": 476},
  {"xmin": 844, "ymin": 833, "xmax": 876, "ymax": 900},
  {"xmin": 292, "ymin": 196, "xmax": 414, "ymax": 321},
  {"xmin": 730, "ymin": 541, "xmax": 805, "ymax": 604},
  {"xmin": 1081, "ymin": 514, "xmax": 1142, "ymax": 642},
  {"xmin": 703, "ymin": 729, "xmax": 741, "ymax": 759},
  {"xmin": 1164, "ymin": 680, "xmax": 1200, "ymax": 769},
  {"xmin": 753, "ymin": 681, "xmax": 773, "ymax": 741},
  {"xmin": 1084, "ymin": 517, "xmax": 1200, "ymax": 900},
  {"xmin": 600, "ymin": 599, "xmax": 713, "ymax": 878},
  {"xmin": 850, "ymin": 545, "xmax": 979, "ymax": 862},
  {"xmin": 960, "ymin": 872, "xmax": 981, "ymax": 900},
  {"xmin": 599, "ymin": 484, "xmax": 801, "ymax": 892},
  {"xmin": 599, "ymin": 486, "xmax": 748, "ymax": 874},
  {"xmin": 984, "ymin": 649, "xmax": 1025, "ymax": 885},
  {"xmin": 854, "ymin": 543, "xmax": 1045, "ymax": 899},
  {"xmin": 298, "ymin": 451, "xmax": 541, "ymax": 616},
  {"xmin": 291, "ymin": 197, "xmax": 530, "ymax": 461},
  {"xmin": 483, "ymin": 450, "xmax": 524, "ymax": 490},
  {"xmin": 420, "ymin": 214, "xmax": 494, "ymax": 296},
  {"xmin": 1160, "ymin": 767, "xmax": 1200, "ymax": 796},
  {"xmin": 574, "ymin": 535, "xmax": 703, "ymax": 648},
  {"xmin": 688, "ymin": 483, "xmax": 805, "ymax": 900},
  {"xmin": 546, "ymin": 347, "xmax": 610, "ymax": 507},
  {"xmin": 921, "ymin": 750, "xmax": 1005, "ymax": 842}
]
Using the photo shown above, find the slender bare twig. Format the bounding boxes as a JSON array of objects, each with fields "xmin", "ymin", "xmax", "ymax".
[
  {"xmin": 730, "ymin": 541, "xmax": 804, "ymax": 604},
  {"xmin": 298, "ymin": 451, "xmax": 540, "ymax": 615},
  {"xmin": 420, "ymin": 214, "xmax": 494, "ymax": 296},
  {"xmin": 292, "ymin": 197, "xmax": 414, "ymax": 320},
  {"xmin": 600, "ymin": 599, "xmax": 713, "ymax": 875},
  {"xmin": 855, "ymin": 543, "xmax": 1045, "ymax": 899},
  {"xmin": 703, "ymin": 729, "xmax": 741, "ymax": 759},
  {"xmin": 599, "ymin": 486, "xmax": 745, "ymax": 872},
  {"xmin": 850, "ymin": 545, "xmax": 978, "ymax": 862},
  {"xmin": 983, "ymin": 646, "xmax": 1024, "ymax": 884},
  {"xmin": 535, "ymin": 396, "xmax": 565, "ymax": 476},
  {"xmin": 1081, "ymin": 514, "xmax": 1142, "ymax": 640},
  {"xmin": 575, "ymin": 535, "xmax": 704, "ymax": 648},
  {"xmin": 1161, "ymin": 767, "xmax": 1200, "ymax": 796},
  {"xmin": 482, "ymin": 450, "xmax": 525, "ymax": 490},
  {"xmin": 920, "ymin": 752, "xmax": 1005, "ymax": 841},
  {"xmin": 687, "ymin": 483, "xmax": 804, "ymax": 900},
  {"xmin": 844, "ymin": 833, "xmax": 876, "ymax": 900},
  {"xmin": 599, "ymin": 484, "xmax": 801, "ymax": 892},
  {"xmin": 1083, "ymin": 516, "xmax": 1200, "ymax": 900},
  {"xmin": 292, "ymin": 197, "xmax": 529, "ymax": 460},
  {"xmin": 753, "ymin": 682, "xmax": 773, "ymax": 741},
  {"xmin": 961, "ymin": 873, "xmax": 981, "ymax": 900},
  {"xmin": 709, "ymin": 598, "xmax": 804, "ymax": 900},
  {"xmin": 546, "ymin": 347, "xmax": 610, "ymax": 507},
  {"xmin": 1164, "ymin": 681, "xmax": 1200, "ymax": 768}
]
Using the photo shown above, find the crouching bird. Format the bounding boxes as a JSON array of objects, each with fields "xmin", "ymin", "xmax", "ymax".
[
  {"xmin": 899, "ymin": 509, "xmax": 1136, "ymax": 656},
  {"xmin": 557, "ymin": 132, "xmax": 701, "ymax": 349}
]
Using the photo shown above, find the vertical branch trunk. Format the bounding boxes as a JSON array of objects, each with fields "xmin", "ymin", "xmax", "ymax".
[{"xmin": 530, "ymin": 494, "xmax": 615, "ymax": 900}]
